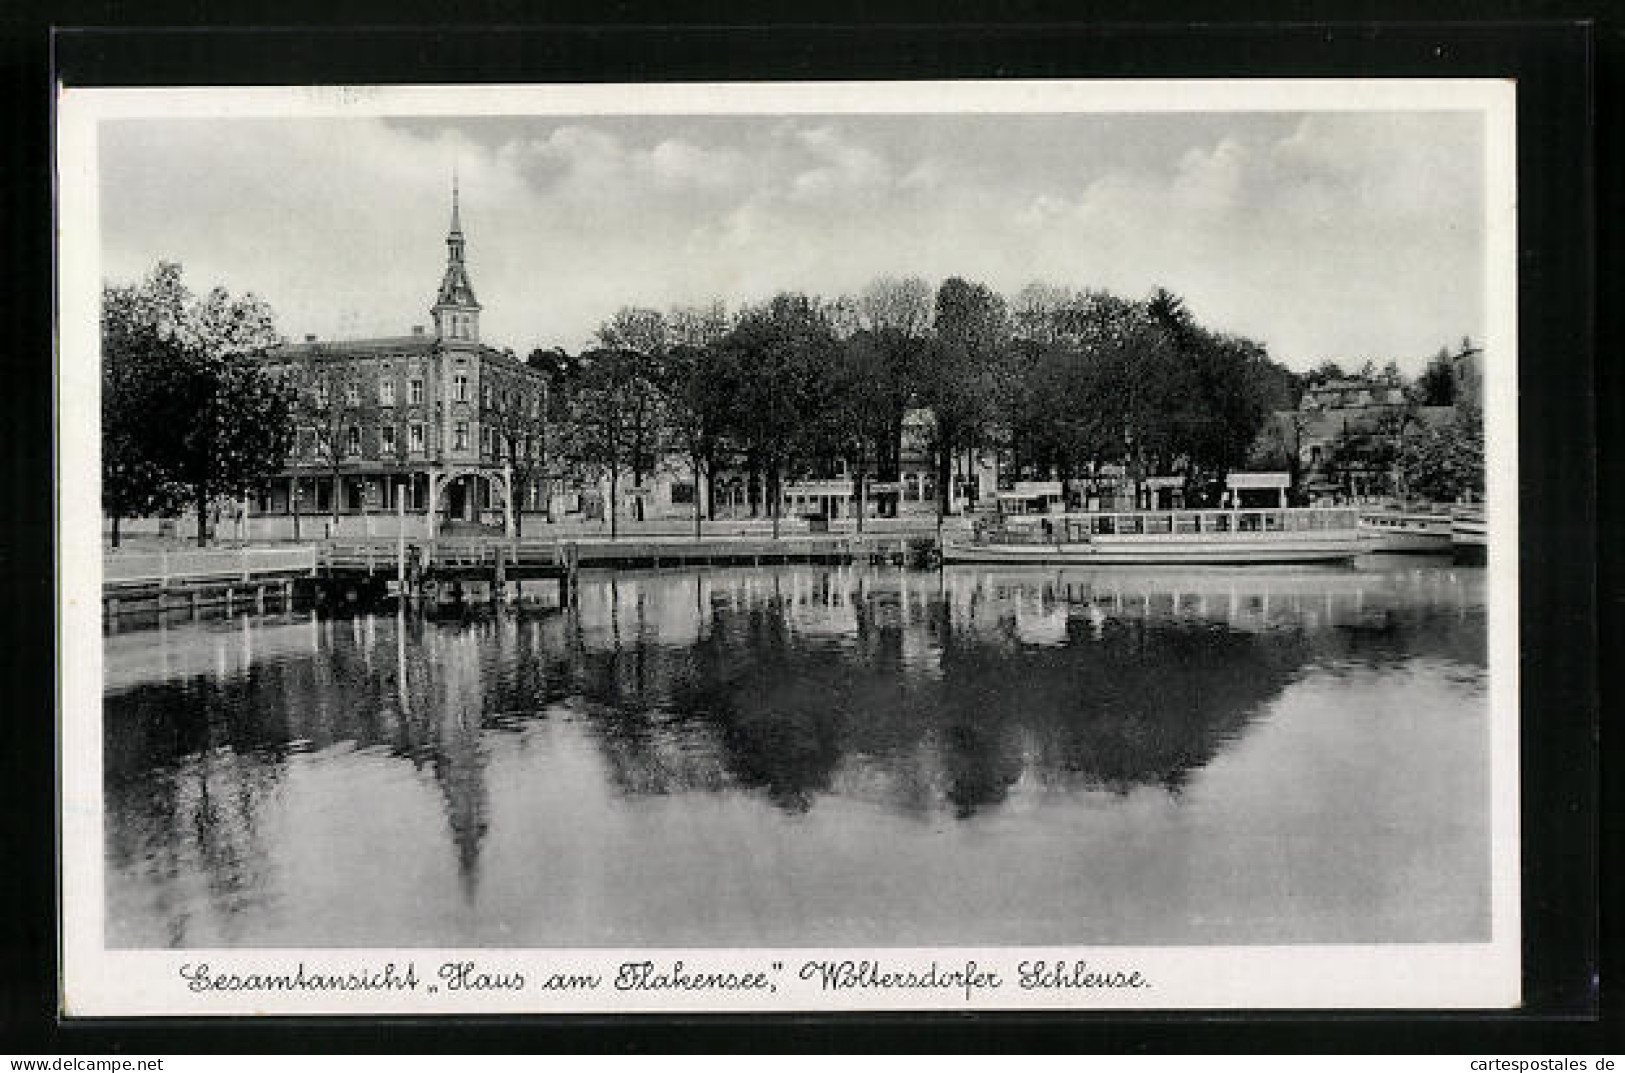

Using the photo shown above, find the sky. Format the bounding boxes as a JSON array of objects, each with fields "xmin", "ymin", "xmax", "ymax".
[{"xmin": 99, "ymin": 110, "xmax": 1485, "ymax": 373}]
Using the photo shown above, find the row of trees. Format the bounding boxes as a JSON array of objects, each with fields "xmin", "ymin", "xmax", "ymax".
[
  {"xmin": 105, "ymin": 264, "xmax": 1307, "ymax": 545},
  {"xmin": 544, "ymin": 278, "xmax": 1300, "ymax": 536}
]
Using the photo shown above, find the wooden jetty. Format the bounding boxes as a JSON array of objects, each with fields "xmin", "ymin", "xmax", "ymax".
[
  {"xmin": 103, "ymin": 546, "xmax": 318, "ymax": 620},
  {"xmin": 104, "ymin": 533, "xmax": 931, "ymax": 620}
]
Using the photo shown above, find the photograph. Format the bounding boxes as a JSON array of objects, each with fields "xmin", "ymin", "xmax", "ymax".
[{"xmin": 56, "ymin": 79, "xmax": 1521, "ymax": 1015}]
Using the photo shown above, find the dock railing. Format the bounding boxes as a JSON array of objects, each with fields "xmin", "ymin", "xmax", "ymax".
[
  {"xmin": 974, "ymin": 507, "xmax": 1361, "ymax": 544},
  {"xmin": 104, "ymin": 546, "xmax": 319, "ymax": 587}
]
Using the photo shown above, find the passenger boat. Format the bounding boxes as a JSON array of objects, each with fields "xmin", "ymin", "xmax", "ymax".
[
  {"xmin": 941, "ymin": 506, "xmax": 1363, "ymax": 566},
  {"xmin": 1356, "ymin": 508, "xmax": 1453, "ymax": 554},
  {"xmin": 1450, "ymin": 505, "xmax": 1487, "ymax": 565}
]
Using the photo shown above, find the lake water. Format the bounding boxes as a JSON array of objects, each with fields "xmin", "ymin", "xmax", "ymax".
[{"xmin": 103, "ymin": 558, "xmax": 1489, "ymax": 948}]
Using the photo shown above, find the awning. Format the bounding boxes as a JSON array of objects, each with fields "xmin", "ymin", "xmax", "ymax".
[{"xmin": 1226, "ymin": 472, "xmax": 1291, "ymax": 490}]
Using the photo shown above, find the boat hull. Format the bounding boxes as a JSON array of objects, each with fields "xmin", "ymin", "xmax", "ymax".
[
  {"xmin": 1451, "ymin": 509, "xmax": 1487, "ymax": 565},
  {"xmin": 1357, "ymin": 515, "xmax": 1454, "ymax": 554},
  {"xmin": 941, "ymin": 533, "xmax": 1362, "ymax": 566}
]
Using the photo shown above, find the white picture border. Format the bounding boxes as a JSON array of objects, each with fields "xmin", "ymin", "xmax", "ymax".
[{"xmin": 56, "ymin": 78, "xmax": 1521, "ymax": 1016}]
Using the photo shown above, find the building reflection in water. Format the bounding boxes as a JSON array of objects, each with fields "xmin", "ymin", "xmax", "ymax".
[{"xmin": 103, "ymin": 561, "xmax": 1488, "ymax": 947}]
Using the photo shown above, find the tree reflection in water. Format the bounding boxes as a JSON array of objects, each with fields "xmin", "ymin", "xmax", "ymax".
[{"xmin": 103, "ymin": 562, "xmax": 1487, "ymax": 946}]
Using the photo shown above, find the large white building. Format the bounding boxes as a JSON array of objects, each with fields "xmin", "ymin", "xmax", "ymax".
[{"xmin": 252, "ymin": 182, "xmax": 552, "ymax": 538}]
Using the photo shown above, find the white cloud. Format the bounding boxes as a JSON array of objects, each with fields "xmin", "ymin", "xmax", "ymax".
[
  {"xmin": 100, "ymin": 112, "xmax": 1485, "ymax": 371},
  {"xmin": 787, "ymin": 126, "xmax": 894, "ymax": 204}
]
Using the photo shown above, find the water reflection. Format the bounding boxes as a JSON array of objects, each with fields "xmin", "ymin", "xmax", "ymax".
[{"xmin": 104, "ymin": 561, "xmax": 1489, "ymax": 947}]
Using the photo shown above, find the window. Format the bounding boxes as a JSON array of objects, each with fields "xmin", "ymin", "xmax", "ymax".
[
  {"xmin": 347, "ymin": 426, "xmax": 361, "ymax": 456},
  {"xmin": 314, "ymin": 382, "xmax": 329, "ymax": 407},
  {"xmin": 453, "ymin": 374, "xmax": 469, "ymax": 402},
  {"xmin": 671, "ymin": 482, "xmax": 696, "ymax": 505},
  {"xmin": 480, "ymin": 427, "xmax": 492, "ymax": 455},
  {"xmin": 409, "ymin": 423, "xmax": 425, "ymax": 453},
  {"xmin": 344, "ymin": 383, "xmax": 360, "ymax": 407},
  {"xmin": 454, "ymin": 421, "xmax": 469, "ymax": 451},
  {"xmin": 315, "ymin": 428, "xmax": 331, "ymax": 455},
  {"xmin": 380, "ymin": 379, "xmax": 395, "ymax": 406},
  {"xmin": 483, "ymin": 383, "xmax": 493, "ymax": 408},
  {"xmin": 381, "ymin": 425, "xmax": 396, "ymax": 453},
  {"xmin": 410, "ymin": 378, "xmax": 425, "ymax": 405}
]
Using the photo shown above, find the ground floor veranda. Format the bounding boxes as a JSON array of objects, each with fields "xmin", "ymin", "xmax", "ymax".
[
  {"xmin": 249, "ymin": 467, "xmax": 535, "ymax": 540},
  {"xmin": 247, "ymin": 461, "xmax": 996, "ymax": 528}
]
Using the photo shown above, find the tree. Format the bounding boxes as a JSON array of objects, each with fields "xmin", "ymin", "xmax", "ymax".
[
  {"xmin": 1009, "ymin": 281, "xmax": 1076, "ymax": 344},
  {"xmin": 1304, "ymin": 360, "xmax": 1347, "ymax": 387},
  {"xmin": 102, "ymin": 320, "xmax": 187, "ymax": 546},
  {"xmin": 169, "ymin": 353, "xmax": 298, "ymax": 547},
  {"xmin": 595, "ymin": 306, "xmax": 669, "ymax": 356},
  {"xmin": 1247, "ymin": 411, "xmax": 1309, "ymax": 491},
  {"xmin": 923, "ymin": 278, "xmax": 1008, "ymax": 517},
  {"xmin": 595, "ymin": 306, "xmax": 670, "ymax": 520},
  {"xmin": 856, "ymin": 276, "xmax": 933, "ymax": 515},
  {"xmin": 1414, "ymin": 347, "xmax": 1458, "ymax": 406},
  {"xmin": 716, "ymin": 295, "xmax": 836, "ymax": 538},
  {"xmin": 656, "ymin": 342, "xmax": 732, "ymax": 537},
  {"xmin": 1400, "ymin": 405, "xmax": 1484, "ymax": 504},
  {"xmin": 488, "ymin": 379, "xmax": 552, "ymax": 534},
  {"xmin": 566, "ymin": 348, "xmax": 646, "ymax": 539},
  {"xmin": 101, "ymin": 262, "xmax": 290, "ymax": 546},
  {"xmin": 667, "ymin": 300, "xmax": 731, "ymax": 348},
  {"xmin": 825, "ymin": 332, "xmax": 907, "ymax": 531},
  {"xmin": 1324, "ymin": 418, "xmax": 1402, "ymax": 500}
]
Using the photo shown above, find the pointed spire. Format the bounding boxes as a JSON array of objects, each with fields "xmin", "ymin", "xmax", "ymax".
[
  {"xmin": 450, "ymin": 166, "xmax": 462, "ymax": 235},
  {"xmin": 433, "ymin": 165, "xmax": 480, "ymax": 340}
]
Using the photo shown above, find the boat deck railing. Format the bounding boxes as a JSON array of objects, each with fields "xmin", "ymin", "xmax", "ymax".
[{"xmin": 973, "ymin": 507, "xmax": 1359, "ymax": 545}]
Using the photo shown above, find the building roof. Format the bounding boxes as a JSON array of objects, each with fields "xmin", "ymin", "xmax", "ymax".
[
  {"xmin": 264, "ymin": 334, "xmax": 439, "ymax": 360},
  {"xmin": 436, "ymin": 261, "xmax": 479, "ymax": 309},
  {"xmin": 260, "ymin": 334, "xmax": 539, "ymax": 375}
]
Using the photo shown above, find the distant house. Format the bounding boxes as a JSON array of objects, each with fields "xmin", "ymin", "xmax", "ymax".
[
  {"xmin": 1257, "ymin": 366, "xmax": 1460, "ymax": 502},
  {"xmin": 1300, "ymin": 377, "xmax": 1409, "ymax": 412}
]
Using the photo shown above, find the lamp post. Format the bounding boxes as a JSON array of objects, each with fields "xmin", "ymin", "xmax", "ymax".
[{"xmin": 396, "ymin": 477, "xmax": 407, "ymax": 600}]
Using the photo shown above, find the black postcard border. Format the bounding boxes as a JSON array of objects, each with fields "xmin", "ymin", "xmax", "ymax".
[{"xmin": 2, "ymin": 8, "xmax": 1612, "ymax": 1054}]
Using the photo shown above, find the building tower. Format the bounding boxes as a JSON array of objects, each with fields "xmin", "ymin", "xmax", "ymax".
[{"xmin": 431, "ymin": 175, "xmax": 481, "ymax": 343}]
